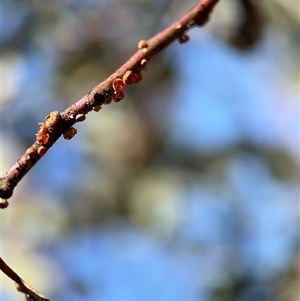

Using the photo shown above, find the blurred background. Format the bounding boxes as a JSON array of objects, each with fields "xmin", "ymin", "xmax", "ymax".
[{"xmin": 1, "ymin": 0, "xmax": 299, "ymax": 300}]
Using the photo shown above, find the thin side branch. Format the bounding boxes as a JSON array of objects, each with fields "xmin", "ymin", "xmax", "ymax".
[
  {"xmin": 0, "ymin": 0, "xmax": 219, "ymax": 203},
  {"xmin": 0, "ymin": 257, "xmax": 51, "ymax": 301}
]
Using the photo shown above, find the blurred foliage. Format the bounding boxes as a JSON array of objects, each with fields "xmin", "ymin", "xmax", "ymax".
[{"xmin": 1, "ymin": 0, "xmax": 299, "ymax": 300}]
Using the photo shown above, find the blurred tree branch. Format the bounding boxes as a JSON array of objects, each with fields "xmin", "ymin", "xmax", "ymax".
[
  {"xmin": 0, "ymin": 257, "xmax": 51, "ymax": 301},
  {"xmin": 228, "ymin": 0, "xmax": 263, "ymax": 50}
]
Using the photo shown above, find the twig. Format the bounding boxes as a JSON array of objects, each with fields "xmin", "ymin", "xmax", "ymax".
[
  {"xmin": 0, "ymin": 0, "xmax": 219, "ymax": 204},
  {"xmin": 0, "ymin": 257, "xmax": 51, "ymax": 301}
]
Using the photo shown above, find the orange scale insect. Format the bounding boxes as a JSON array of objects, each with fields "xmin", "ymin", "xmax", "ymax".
[
  {"xmin": 178, "ymin": 34, "xmax": 190, "ymax": 44},
  {"xmin": 123, "ymin": 71, "xmax": 135, "ymax": 85},
  {"xmin": 63, "ymin": 127, "xmax": 77, "ymax": 140},
  {"xmin": 25, "ymin": 147, "xmax": 36, "ymax": 159},
  {"xmin": 37, "ymin": 146, "xmax": 47, "ymax": 156},
  {"xmin": 36, "ymin": 123, "xmax": 49, "ymax": 145},
  {"xmin": 113, "ymin": 78, "xmax": 125, "ymax": 91},
  {"xmin": 113, "ymin": 90, "xmax": 125, "ymax": 102},
  {"xmin": 76, "ymin": 114, "xmax": 86, "ymax": 122},
  {"xmin": 138, "ymin": 40, "xmax": 148, "ymax": 49},
  {"xmin": 0, "ymin": 199, "xmax": 9, "ymax": 209},
  {"xmin": 36, "ymin": 132, "xmax": 49, "ymax": 145}
]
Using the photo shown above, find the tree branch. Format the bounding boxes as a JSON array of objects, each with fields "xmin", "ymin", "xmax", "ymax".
[
  {"xmin": 0, "ymin": 0, "xmax": 219, "ymax": 205},
  {"xmin": 0, "ymin": 257, "xmax": 51, "ymax": 301}
]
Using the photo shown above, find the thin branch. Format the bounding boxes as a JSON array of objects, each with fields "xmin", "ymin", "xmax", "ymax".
[
  {"xmin": 0, "ymin": 257, "xmax": 51, "ymax": 301},
  {"xmin": 0, "ymin": 0, "xmax": 219, "ymax": 203}
]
